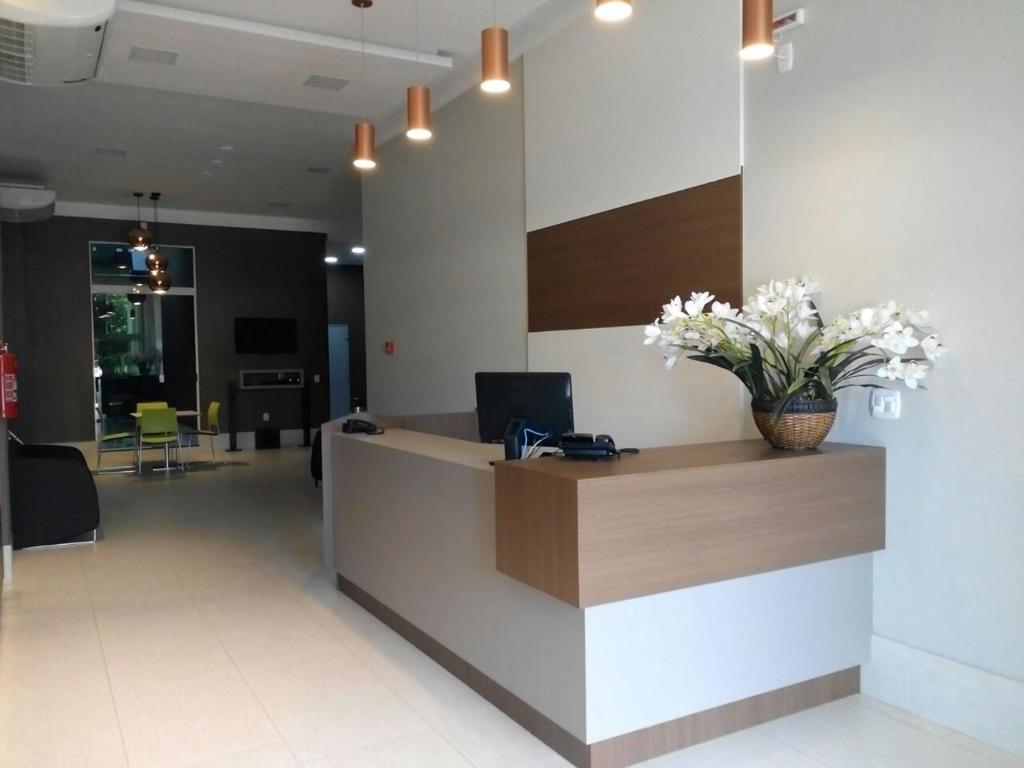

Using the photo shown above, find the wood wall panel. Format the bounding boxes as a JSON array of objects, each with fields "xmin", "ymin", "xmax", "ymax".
[{"xmin": 527, "ymin": 175, "xmax": 742, "ymax": 333}]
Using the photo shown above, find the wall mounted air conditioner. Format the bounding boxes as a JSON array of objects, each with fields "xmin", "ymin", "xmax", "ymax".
[
  {"xmin": 0, "ymin": 184, "xmax": 56, "ymax": 222},
  {"xmin": 0, "ymin": 0, "xmax": 115, "ymax": 86}
]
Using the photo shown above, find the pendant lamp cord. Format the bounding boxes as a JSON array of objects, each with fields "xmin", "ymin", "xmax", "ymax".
[
  {"xmin": 414, "ymin": 0, "xmax": 420, "ymax": 64},
  {"xmin": 151, "ymin": 194, "xmax": 160, "ymax": 251},
  {"xmin": 492, "ymin": 0, "xmax": 497, "ymax": 26},
  {"xmin": 360, "ymin": 6, "xmax": 367, "ymax": 119}
]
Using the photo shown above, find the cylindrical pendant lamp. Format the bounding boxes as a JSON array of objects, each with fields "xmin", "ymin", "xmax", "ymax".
[
  {"xmin": 406, "ymin": 86, "xmax": 432, "ymax": 141},
  {"xmin": 741, "ymin": 0, "xmax": 775, "ymax": 60},
  {"xmin": 352, "ymin": 122, "xmax": 377, "ymax": 170},
  {"xmin": 480, "ymin": 26, "xmax": 510, "ymax": 93},
  {"xmin": 594, "ymin": 0, "xmax": 632, "ymax": 22}
]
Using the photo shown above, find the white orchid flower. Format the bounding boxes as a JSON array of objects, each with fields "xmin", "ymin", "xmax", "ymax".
[
  {"xmin": 643, "ymin": 324, "xmax": 661, "ymax": 345},
  {"xmin": 906, "ymin": 309, "xmax": 930, "ymax": 328},
  {"xmin": 877, "ymin": 357, "xmax": 905, "ymax": 382},
  {"xmin": 901, "ymin": 361, "xmax": 929, "ymax": 389},
  {"xmin": 872, "ymin": 322, "xmax": 920, "ymax": 355},
  {"xmin": 661, "ymin": 296, "xmax": 684, "ymax": 322},
  {"xmin": 664, "ymin": 352, "xmax": 681, "ymax": 370},
  {"xmin": 920, "ymin": 334, "xmax": 948, "ymax": 361},
  {"xmin": 684, "ymin": 291, "xmax": 714, "ymax": 317}
]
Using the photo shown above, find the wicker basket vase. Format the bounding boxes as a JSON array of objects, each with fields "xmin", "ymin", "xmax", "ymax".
[{"xmin": 751, "ymin": 398, "xmax": 838, "ymax": 450}]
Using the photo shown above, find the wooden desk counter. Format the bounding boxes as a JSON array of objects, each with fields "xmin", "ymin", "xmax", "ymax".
[{"xmin": 495, "ymin": 440, "xmax": 885, "ymax": 607}]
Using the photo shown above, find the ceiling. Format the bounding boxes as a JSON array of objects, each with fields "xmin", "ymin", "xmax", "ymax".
[{"xmin": 0, "ymin": 0, "xmax": 569, "ymax": 224}]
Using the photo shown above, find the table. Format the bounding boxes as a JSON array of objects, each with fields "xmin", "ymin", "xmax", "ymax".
[{"xmin": 129, "ymin": 409, "xmax": 200, "ymax": 418}]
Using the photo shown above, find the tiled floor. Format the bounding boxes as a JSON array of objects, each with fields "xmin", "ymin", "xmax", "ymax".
[{"xmin": 1, "ymin": 448, "xmax": 1021, "ymax": 768}]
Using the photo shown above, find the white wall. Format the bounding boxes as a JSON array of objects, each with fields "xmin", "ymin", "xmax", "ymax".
[
  {"xmin": 362, "ymin": 62, "xmax": 528, "ymax": 415},
  {"xmin": 524, "ymin": 0, "xmax": 742, "ymax": 232},
  {"xmin": 744, "ymin": 0, "xmax": 1024, "ymax": 749},
  {"xmin": 523, "ymin": 0, "xmax": 744, "ymax": 448}
]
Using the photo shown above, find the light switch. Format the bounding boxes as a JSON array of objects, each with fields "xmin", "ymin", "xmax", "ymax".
[
  {"xmin": 262, "ymin": 412, "xmax": 271, "ymax": 422},
  {"xmin": 869, "ymin": 389, "xmax": 901, "ymax": 420}
]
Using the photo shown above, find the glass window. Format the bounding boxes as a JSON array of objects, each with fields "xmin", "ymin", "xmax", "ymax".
[{"xmin": 90, "ymin": 242, "xmax": 195, "ymax": 289}]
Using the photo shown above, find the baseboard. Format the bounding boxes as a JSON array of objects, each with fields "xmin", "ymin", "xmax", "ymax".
[
  {"xmin": 863, "ymin": 634, "xmax": 1024, "ymax": 758},
  {"xmin": 337, "ymin": 572, "xmax": 859, "ymax": 768}
]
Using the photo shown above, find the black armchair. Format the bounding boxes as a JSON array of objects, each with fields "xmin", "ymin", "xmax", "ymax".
[{"xmin": 9, "ymin": 442, "xmax": 100, "ymax": 549}]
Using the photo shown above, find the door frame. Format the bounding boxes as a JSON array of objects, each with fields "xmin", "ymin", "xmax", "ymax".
[{"xmin": 88, "ymin": 242, "xmax": 201, "ymax": 432}]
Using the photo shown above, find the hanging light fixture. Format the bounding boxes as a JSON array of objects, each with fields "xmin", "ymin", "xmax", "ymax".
[
  {"xmin": 480, "ymin": 1, "xmax": 510, "ymax": 94},
  {"xmin": 149, "ymin": 270, "xmax": 171, "ymax": 294},
  {"xmin": 594, "ymin": 0, "xmax": 632, "ymax": 22},
  {"xmin": 741, "ymin": 0, "xmax": 775, "ymax": 60},
  {"xmin": 405, "ymin": 0, "xmax": 432, "ymax": 141},
  {"xmin": 406, "ymin": 86, "xmax": 432, "ymax": 141},
  {"xmin": 145, "ymin": 193, "xmax": 170, "ymax": 283},
  {"xmin": 128, "ymin": 192, "xmax": 152, "ymax": 252},
  {"xmin": 352, "ymin": 0, "xmax": 377, "ymax": 170}
]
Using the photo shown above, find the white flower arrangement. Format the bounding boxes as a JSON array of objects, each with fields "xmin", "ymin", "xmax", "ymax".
[{"xmin": 644, "ymin": 277, "xmax": 948, "ymax": 418}]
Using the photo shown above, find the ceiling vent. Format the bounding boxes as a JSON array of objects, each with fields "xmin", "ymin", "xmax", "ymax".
[
  {"xmin": 129, "ymin": 46, "xmax": 178, "ymax": 66},
  {"xmin": 0, "ymin": 184, "xmax": 56, "ymax": 223},
  {"xmin": 305, "ymin": 166, "xmax": 332, "ymax": 175},
  {"xmin": 303, "ymin": 74, "xmax": 349, "ymax": 91},
  {"xmin": 95, "ymin": 147, "xmax": 127, "ymax": 157},
  {"xmin": 0, "ymin": 0, "xmax": 115, "ymax": 86}
]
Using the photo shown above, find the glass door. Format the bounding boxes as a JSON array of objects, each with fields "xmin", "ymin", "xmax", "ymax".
[{"xmin": 90, "ymin": 243, "xmax": 199, "ymax": 438}]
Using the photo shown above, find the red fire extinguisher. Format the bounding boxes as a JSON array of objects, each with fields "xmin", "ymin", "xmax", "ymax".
[{"xmin": 0, "ymin": 341, "xmax": 18, "ymax": 420}]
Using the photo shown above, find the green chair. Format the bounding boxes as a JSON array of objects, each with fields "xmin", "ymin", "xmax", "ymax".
[
  {"xmin": 136, "ymin": 401, "xmax": 168, "ymax": 414},
  {"xmin": 191, "ymin": 401, "xmax": 221, "ymax": 462},
  {"xmin": 96, "ymin": 420, "xmax": 138, "ymax": 475},
  {"xmin": 138, "ymin": 407, "xmax": 182, "ymax": 474}
]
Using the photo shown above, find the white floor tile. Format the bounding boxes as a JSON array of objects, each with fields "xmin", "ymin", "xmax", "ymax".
[
  {"xmin": 637, "ymin": 729, "xmax": 827, "ymax": 767},
  {"xmin": 110, "ymin": 662, "xmax": 280, "ymax": 768},
  {"xmin": 96, "ymin": 601, "xmax": 232, "ymax": 677},
  {"xmin": 945, "ymin": 733, "xmax": 1024, "ymax": 768},
  {"xmin": 238, "ymin": 642, "xmax": 430, "ymax": 761},
  {"xmin": 855, "ymin": 694, "xmax": 954, "ymax": 737},
  {"xmin": 751, "ymin": 695, "xmax": 888, "ymax": 749},
  {"xmin": 0, "ymin": 693, "xmax": 127, "ymax": 768},
  {"xmin": 419, "ymin": 698, "xmax": 572, "ymax": 768},
  {"xmin": 805, "ymin": 719, "xmax": 1001, "ymax": 768},
  {"xmin": 181, "ymin": 741, "xmax": 299, "ymax": 768},
  {"xmin": 303, "ymin": 731, "xmax": 474, "ymax": 767}
]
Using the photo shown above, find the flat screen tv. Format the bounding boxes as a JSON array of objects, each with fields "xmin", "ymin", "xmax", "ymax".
[{"xmin": 234, "ymin": 318, "xmax": 298, "ymax": 354}]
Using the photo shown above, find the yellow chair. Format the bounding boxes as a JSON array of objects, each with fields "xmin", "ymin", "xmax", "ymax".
[
  {"xmin": 190, "ymin": 402, "xmax": 221, "ymax": 462},
  {"xmin": 96, "ymin": 422, "xmax": 138, "ymax": 475},
  {"xmin": 136, "ymin": 401, "xmax": 168, "ymax": 413},
  {"xmin": 138, "ymin": 407, "xmax": 182, "ymax": 474}
]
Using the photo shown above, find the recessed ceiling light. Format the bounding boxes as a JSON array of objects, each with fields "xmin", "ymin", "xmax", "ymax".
[
  {"xmin": 350, "ymin": 245, "xmax": 366, "ymax": 255},
  {"xmin": 210, "ymin": 159, "xmax": 224, "ymax": 165},
  {"xmin": 324, "ymin": 255, "xmax": 340, "ymax": 264},
  {"xmin": 129, "ymin": 46, "xmax": 179, "ymax": 66},
  {"xmin": 303, "ymin": 74, "xmax": 350, "ymax": 91},
  {"xmin": 220, "ymin": 145, "xmax": 235, "ymax": 152},
  {"xmin": 95, "ymin": 147, "xmax": 127, "ymax": 157}
]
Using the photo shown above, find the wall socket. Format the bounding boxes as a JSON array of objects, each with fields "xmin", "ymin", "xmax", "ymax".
[
  {"xmin": 262, "ymin": 412, "xmax": 270, "ymax": 422},
  {"xmin": 869, "ymin": 389, "xmax": 901, "ymax": 420}
]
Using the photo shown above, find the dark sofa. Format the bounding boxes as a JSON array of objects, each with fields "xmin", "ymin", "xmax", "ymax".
[{"xmin": 9, "ymin": 442, "xmax": 100, "ymax": 549}]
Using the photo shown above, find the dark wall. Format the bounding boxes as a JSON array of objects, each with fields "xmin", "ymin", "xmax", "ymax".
[
  {"xmin": 326, "ymin": 265, "xmax": 367, "ymax": 409},
  {"xmin": 1, "ymin": 216, "xmax": 329, "ymax": 443}
]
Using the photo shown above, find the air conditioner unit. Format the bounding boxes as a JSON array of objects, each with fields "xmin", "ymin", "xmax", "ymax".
[
  {"xmin": 0, "ymin": 184, "xmax": 57, "ymax": 223},
  {"xmin": 0, "ymin": 0, "xmax": 115, "ymax": 86}
]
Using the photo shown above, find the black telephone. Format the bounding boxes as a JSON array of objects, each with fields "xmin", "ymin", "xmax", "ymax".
[
  {"xmin": 559, "ymin": 433, "xmax": 636, "ymax": 460},
  {"xmin": 342, "ymin": 418, "xmax": 384, "ymax": 435}
]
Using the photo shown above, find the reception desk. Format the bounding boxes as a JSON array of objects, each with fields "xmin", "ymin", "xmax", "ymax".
[{"xmin": 328, "ymin": 426, "xmax": 885, "ymax": 768}]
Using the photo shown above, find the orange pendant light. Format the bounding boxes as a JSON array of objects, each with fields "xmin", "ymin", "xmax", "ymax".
[
  {"xmin": 406, "ymin": 85, "xmax": 432, "ymax": 141},
  {"xmin": 128, "ymin": 193, "xmax": 152, "ymax": 251},
  {"xmin": 351, "ymin": 0, "xmax": 377, "ymax": 171},
  {"xmin": 352, "ymin": 122, "xmax": 377, "ymax": 169},
  {"xmin": 594, "ymin": 0, "xmax": 632, "ymax": 22},
  {"xmin": 146, "ymin": 249, "xmax": 168, "ymax": 275},
  {"xmin": 148, "ymin": 270, "xmax": 171, "ymax": 294},
  {"xmin": 480, "ymin": 26, "xmax": 510, "ymax": 93},
  {"xmin": 741, "ymin": 0, "xmax": 775, "ymax": 60}
]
